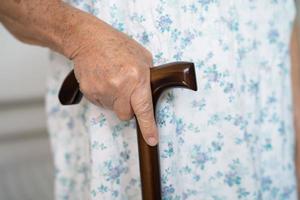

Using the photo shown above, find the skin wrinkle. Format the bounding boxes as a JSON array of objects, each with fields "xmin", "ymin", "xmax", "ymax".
[
  {"xmin": 0, "ymin": 0, "xmax": 159, "ymax": 146},
  {"xmin": 2, "ymin": 0, "xmax": 300, "ymax": 195}
]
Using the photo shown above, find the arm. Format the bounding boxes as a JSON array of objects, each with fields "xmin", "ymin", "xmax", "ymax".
[
  {"xmin": 0, "ymin": 0, "xmax": 158, "ymax": 146},
  {"xmin": 0, "ymin": 0, "xmax": 84, "ymax": 57},
  {"xmin": 291, "ymin": 21, "xmax": 300, "ymax": 196}
]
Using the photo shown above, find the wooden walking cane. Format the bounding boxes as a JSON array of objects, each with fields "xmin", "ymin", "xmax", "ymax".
[{"xmin": 58, "ymin": 61, "xmax": 198, "ymax": 200}]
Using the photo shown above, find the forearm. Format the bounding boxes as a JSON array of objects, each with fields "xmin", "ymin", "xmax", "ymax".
[{"xmin": 0, "ymin": 0, "xmax": 109, "ymax": 58}]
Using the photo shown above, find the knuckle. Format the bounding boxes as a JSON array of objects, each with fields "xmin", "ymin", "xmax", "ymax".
[
  {"xmin": 134, "ymin": 99, "xmax": 153, "ymax": 117},
  {"xmin": 120, "ymin": 63, "xmax": 150, "ymax": 86},
  {"xmin": 127, "ymin": 66, "xmax": 141, "ymax": 80},
  {"xmin": 108, "ymin": 77, "xmax": 123, "ymax": 91}
]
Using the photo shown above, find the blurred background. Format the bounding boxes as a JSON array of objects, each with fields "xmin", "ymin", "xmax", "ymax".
[
  {"xmin": 0, "ymin": 25, "xmax": 53, "ymax": 199},
  {"xmin": 0, "ymin": 3, "xmax": 300, "ymax": 200}
]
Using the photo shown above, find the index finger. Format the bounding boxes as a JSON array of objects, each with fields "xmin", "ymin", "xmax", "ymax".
[{"xmin": 131, "ymin": 82, "xmax": 158, "ymax": 146}]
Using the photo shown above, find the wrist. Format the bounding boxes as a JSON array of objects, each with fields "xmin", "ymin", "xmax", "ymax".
[{"xmin": 54, "ymin": 3, "xmax": 110, "ymax": 59}]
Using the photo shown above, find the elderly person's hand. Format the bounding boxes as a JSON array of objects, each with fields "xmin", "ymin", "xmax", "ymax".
[
  {"xmin": 70, "ymin": 20, "xmax": 158, "ymax": 146},
  {"xmin": 0, "ymin": 0, "xmax": 158, "ymax": 146}
]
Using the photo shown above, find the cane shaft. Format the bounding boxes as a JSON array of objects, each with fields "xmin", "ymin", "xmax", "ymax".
[{"xmin": 137, "ymin": 123, "xmax": 161, "ymax": 200}]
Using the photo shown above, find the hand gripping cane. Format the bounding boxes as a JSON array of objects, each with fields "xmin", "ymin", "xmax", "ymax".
[{"xmin": 58, "ymin": 61, "xmax": 198, "ymax": 200}]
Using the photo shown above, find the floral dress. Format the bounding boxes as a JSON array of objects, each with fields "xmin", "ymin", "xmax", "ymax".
[{"xmin": 46, "ymin": 0, "xmax": 298, "ymax": 199}]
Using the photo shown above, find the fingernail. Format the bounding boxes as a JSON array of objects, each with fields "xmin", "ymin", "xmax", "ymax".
[{"xmin": 147, "ymin": 137, "xmax": 158, "ymax": 146}]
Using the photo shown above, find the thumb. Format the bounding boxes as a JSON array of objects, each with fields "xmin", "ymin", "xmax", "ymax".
[{"xmin": 131, "ymin": 83, "xmax": 158, "ymax": 146}]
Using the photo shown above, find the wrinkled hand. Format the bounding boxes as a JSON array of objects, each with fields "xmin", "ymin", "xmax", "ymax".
[{"xmin": 70, "ymin": 21, "xmax": 158, "ymax": 146}]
